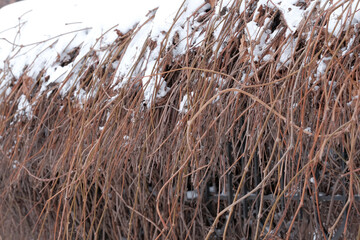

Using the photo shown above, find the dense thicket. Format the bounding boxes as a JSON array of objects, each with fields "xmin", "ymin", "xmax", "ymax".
[{"xmin": 1, "ymin": 1, "xmax": 359, "ymax": 239}]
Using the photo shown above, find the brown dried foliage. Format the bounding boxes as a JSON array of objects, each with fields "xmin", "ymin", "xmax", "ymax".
[{"xmin": 1, "ymin": 1, "xmax": 360, "ymax": 239}]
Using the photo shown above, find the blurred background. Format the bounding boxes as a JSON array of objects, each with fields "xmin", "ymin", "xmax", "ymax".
[{"xmin": 0, "ymin": 0, "xmax": 21, "ymax": 8}]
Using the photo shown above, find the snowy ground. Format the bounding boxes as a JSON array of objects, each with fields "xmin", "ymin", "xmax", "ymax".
[{"xmin": 0, "ymin": 0, "xmax": 359, "ymax": 119}]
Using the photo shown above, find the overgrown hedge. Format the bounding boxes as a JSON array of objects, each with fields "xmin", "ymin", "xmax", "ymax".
[{"xmin": 1, "ymin": 0, "xmax": 360, "ymax": 239}]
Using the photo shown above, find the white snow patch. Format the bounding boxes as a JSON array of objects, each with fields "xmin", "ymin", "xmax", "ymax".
[
  {"xmin": 179, "ymin": 92, "xmax": 193, "ymax": 113},
  {"xmin": 16, "ymin": 95, "xmax": 32, "ymax": 119},
  {"xmin": 186, "ymin": 190, "xmax": 198, "ymax": 200},
  {"xmin": 320, "ymin": 0, "xmax": 360, "ymax": 37},
  {"xmin": 310, "ymin": 177, "xmax": 315, "ymax": 183}
]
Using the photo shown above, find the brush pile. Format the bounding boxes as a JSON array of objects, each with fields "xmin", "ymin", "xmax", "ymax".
[{"xmin": 0, "ymin": 0, "xmax": 360, "ymax": 239}]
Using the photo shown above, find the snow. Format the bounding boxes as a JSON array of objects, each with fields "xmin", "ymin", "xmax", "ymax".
[
  {"xmin": 321, "ymin": 0, "xmax": 360, "ymax": 37},
  {"xmin": 16, "ymin": 94, "xmax": 32, "ymax": 119},
  {"xmin": 186, "ymin": 190, "xmax": 198, "ymax": 200},
  {"xmin": 347, "ymin": 95, "xmax": 359, "ymax": 106},
  {"xmin": 0, "ymin": 0, "xmax": 156, "ymax": 77},
  {"xmin": 0, "ymin": 0, "xmax": 163, "ymax": 109},
  {"xmin": 208, "ymin": 185, "xmax": 216, "ymax": 193},
  {"xmin": 179, "ymin": 92, "xmax": 194, "ymax": 113},
  {"xmin": 116, "ymin": 0, "xmax": 206, "ymax": 102},
  {"xmin": 272, "ymin": 0, "xmax": 304, "ymax": 32},
  {"xmin": 1, "ymin": 0, "xmax": 360, "ymax": 120},
  {"xmin": 310, "ymin": 177, "xmax": 315, "ymax": 184}
]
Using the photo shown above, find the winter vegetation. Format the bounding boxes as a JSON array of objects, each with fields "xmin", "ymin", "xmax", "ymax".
[{"xmin": 0, "ymin": 0, "xmax": 360, "ymax": 239}]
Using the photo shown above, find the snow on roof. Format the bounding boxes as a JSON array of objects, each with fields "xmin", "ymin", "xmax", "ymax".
[{"xmin": 0, "ymin": 0, "xmax": 360, "ymax": 119}]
